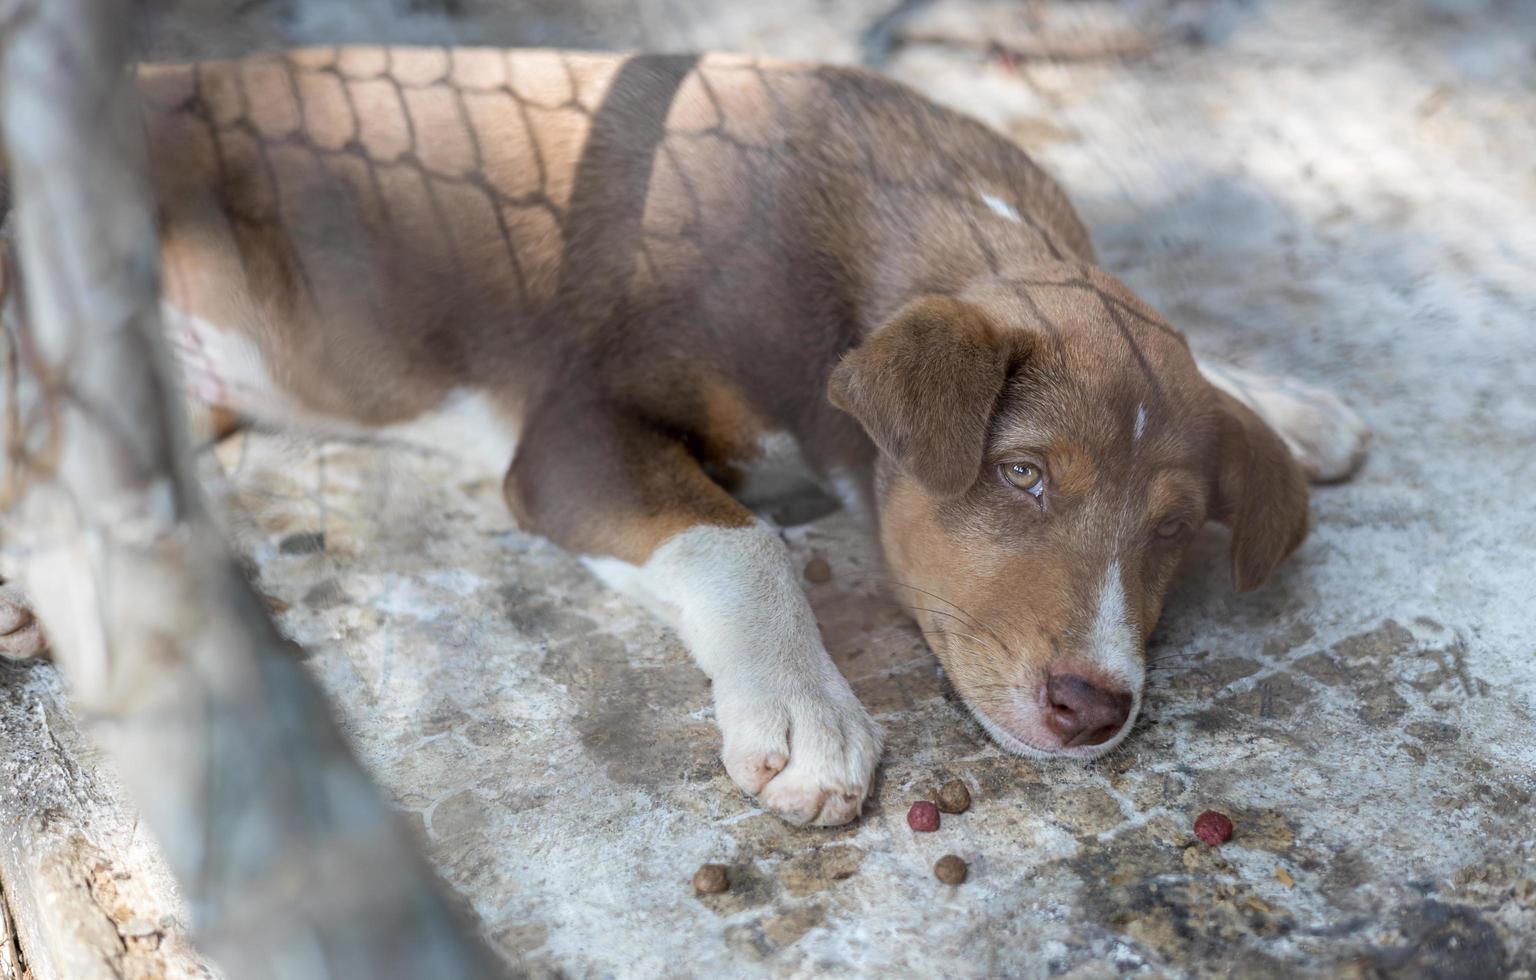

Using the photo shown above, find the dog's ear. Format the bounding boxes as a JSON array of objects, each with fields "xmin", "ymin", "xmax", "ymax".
[
  {"xmin": 1210, "ymin": 389, "xmax": 1311, "ymax": 592},
  {"xmin": 828, "ymin": 296, "xmax": 1023, "ymax": 496}
]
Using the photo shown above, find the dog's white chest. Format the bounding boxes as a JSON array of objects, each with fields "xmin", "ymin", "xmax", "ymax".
[
  {"xmin": 734, "ymin": 432, "xmax": 818, "ymax": 507},
  {"xmin": 731, "ymin": 431, "xmax": 863, "ymax": 527}
]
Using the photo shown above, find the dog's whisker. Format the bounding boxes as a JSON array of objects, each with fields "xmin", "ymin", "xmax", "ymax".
[
  {"xmin": 885, "ymin": 579, "xmax": 1010, "ymax": 651},
  {"xmin": 942, "ymin": 630, "xmax": 997, "ymax": 652},
  {"xmin": 1146, "ymin": 653, "xmax": 1204, "ymax": 665},
  {"xmin": 883, "ymin": 579, "xmax": 984, "ymax": 626},
  {"xmin": 904, "ymin": 606, "xmax": 1009, "ymax": 659},
  {"xmin": 900, "ymin": 602, "xmax": 986, "ymax": 635}
]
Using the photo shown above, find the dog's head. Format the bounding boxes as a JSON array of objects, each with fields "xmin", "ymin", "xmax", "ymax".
[{"xmin": 828, "ymin": 268, "xmax": 1309, "ymax": 758}]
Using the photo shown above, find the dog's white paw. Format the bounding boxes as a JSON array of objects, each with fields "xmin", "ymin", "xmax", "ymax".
[
  {"xmin": 1201, "ymin": 362, "xmax": 1370, "ymax": 483},
  {"xmin": 0, "ymin": 583, "xmax": 47, "ymax": 660},
  {"xmin": 1261, "ymin": 383, "xmax": 1370, "ymax": 483},
  {"xmin": 716, "ymin": 677, "xmax": 882, "ymax": 827}
]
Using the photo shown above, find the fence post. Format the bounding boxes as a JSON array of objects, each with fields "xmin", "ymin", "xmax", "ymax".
[{"xmin": 0, "ymin": 1, "xmax": 499, "ymax": 975}]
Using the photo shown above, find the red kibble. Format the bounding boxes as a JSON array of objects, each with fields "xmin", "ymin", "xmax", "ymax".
[
  {"xmin": 907, "ymin": 800, "xmax": 940, "ymax": 832},
  {"xmin": 1194, "ymin": 810, "xmax": 1234, "ymax": 846}
]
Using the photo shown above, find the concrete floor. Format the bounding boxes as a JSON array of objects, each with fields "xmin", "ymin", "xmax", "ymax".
[{"xmin": 4, "ymin": 0, "xmax": 1535, "ymax": 977}]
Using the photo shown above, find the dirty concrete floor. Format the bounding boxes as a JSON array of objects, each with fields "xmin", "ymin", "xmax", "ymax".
[{"xmin": 10, "ymin": 0, "xmax": 1536, "ymax": 977}]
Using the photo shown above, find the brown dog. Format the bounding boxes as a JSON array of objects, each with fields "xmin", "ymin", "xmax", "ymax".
[{"xmin": 3, "ymin": 47, "xmax": 1368, "ymax": 826}]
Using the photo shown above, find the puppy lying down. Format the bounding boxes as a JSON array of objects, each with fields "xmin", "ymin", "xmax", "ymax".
[{"xmin": 1, "ymin": 48, "xmax": 1368, "ymax": 825}]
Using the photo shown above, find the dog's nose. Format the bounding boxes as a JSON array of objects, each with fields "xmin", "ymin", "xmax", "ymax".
[{"xmin": 1043, "ymin": 673, "xmax": 1133, "ymax": 747}]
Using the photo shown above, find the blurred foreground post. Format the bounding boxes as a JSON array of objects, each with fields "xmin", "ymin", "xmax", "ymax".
[{"xmin": 0, "ymin": 0, "xmax": 497, "ymax": 976}]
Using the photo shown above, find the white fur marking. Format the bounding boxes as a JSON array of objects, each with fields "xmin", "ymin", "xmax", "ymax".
[
  {"xmin": 581, "ymin": 524, "xmax": 842, "ymax": 687},
  {"xmin": 374, "ymin": 389, "xmax": 521, "ymax": 475},
  {"xmin": 976, "ymin": 186, "xmax": 1023, "ymax": 223},
  {"xmin": 1133, "ymin": 402, "xmax": 1148, "ymax": 442},
  {"xmin": 164, "ymin": 303, "xmax": 299, "ymax": 420},
  {"xmin": 582, "ymin": 523, "xmax": 882, "ymax": 826},
  {"xmin": 827, "ymin": 469, "xmax": 870, "ymax": 525},
  {"xmin": 1088, "ymin": 560, "xmax": 1145, "ymax": 692}
]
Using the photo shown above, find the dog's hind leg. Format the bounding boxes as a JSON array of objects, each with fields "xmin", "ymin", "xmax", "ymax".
[
  {"xmin": 504, "ymin": 400, "xmax": 883, "ymax": 827},
  {"xmin": 1198, "ymin": 358, "xmax": 1371, "ymax": 483}
]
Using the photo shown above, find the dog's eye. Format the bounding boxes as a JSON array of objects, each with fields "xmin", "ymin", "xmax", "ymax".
[
  {"xmin": 1002, "ymin": 462, "xmax": 1045, "ymax": 497},
  {"xmin": 1155, "ymin": 517, "xmax": 1191, "ymax": 539}
]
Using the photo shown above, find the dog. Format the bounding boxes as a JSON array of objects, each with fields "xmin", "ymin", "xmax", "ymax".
[{"xmin": 0, "ymin": 47, "xmax": 1368, "ymax": 826}]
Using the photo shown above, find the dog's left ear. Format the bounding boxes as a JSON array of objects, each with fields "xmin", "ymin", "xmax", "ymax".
[
  {"xmin": 828, "ymin": 296, "xmax": 1025, "ymax": 496},
  {"xmin": 1210, "ymin": 389, "xmax": 1311, "ymax": 592}
]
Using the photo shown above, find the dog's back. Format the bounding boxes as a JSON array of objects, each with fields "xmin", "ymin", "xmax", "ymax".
[{"xmin": 134, "ymin": 48, "xmax": 1092, "ymax": 466}]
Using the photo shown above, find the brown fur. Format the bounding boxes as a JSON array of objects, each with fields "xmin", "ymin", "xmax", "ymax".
[
  {"xmin": 1210, "ymin": 389, "xmax": 1311, "ymax": 592},
  {"xmin": 827, "ymin": 295, "xmax": 1028, "ymax": 497}
]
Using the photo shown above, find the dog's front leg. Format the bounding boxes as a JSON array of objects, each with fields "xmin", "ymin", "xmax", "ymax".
[{"xmin": 505, "ymin": 404, "xmax": 882, "ymax": 826}]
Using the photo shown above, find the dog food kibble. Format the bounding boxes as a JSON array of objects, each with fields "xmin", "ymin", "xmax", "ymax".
[
  {"xmin": 1194, "ymin": 810, "xmax": 1235, "ymax": 846},
  {"xmin": 933, "ymin": 854, "xmax": 968, "ymax": 885},
  {"xmin": 907, "ymin": 800, "xmax": 940, "ymax": 832},
  {"xmin": 803, "ymin": 558, "xmax": 832, "ymax": 583},
  {"xmin": 935, "ymin": 779, "xmax": 971, "ymax": 814},
  {"xmin": 692, "ymin": 863, "xmax": 729, "ymax": 894}
]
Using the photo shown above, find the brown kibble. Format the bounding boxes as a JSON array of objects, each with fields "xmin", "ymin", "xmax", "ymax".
[
  {"xmin": 1275, "ymin": 866, "xmax": 1295, "ymax": 888},
  {"xmin": 934, "ymin": 854, "xmax": 968, "ymax": 885},
  {"xmin": 692, "ymin": 863, "xmax": 729, "ymax": 895},
  {"xmin": 935, "ymin": 779, "xmax": 971, "ymax": 814},
  {"xmin": 803, "ymin": 558, "xmax": 832, "ymax": 583}
]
